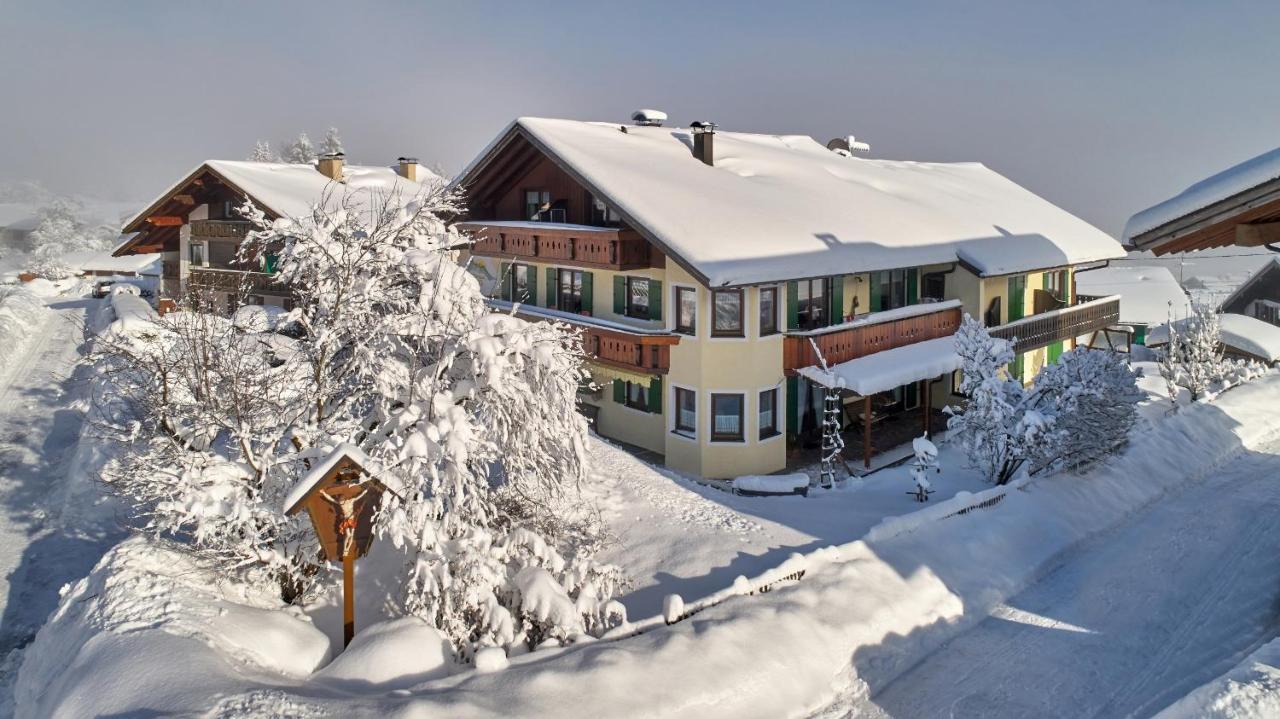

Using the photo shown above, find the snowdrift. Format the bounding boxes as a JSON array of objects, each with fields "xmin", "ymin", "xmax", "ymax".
[
  {"xmin": 0, "ymin": 287, "xmax": 50, "ymax": 370},
  {"xmin": 16, "ymin": 375, "xmax": 1280, "ymax": 717},
  {"xmin": 1156, "ymin": 637, "xmax": 1280, "ymax": 719}
]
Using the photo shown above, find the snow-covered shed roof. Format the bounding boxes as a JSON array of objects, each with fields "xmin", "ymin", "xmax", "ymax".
[
  {"xmin": 796, "ymin": 335, "xmax": 961, "ymax": 396},
  {"xmin": 1125, "ymin": 146, "xmax": 1280, "ymax": 244},
  {"xmin": 1074, "ymin": 265, "xmax": 1190, "ymax": 327},
  {"xmin": 123, "ymin": 160, "xmax": 443, "ymax": 234},
  {"xmin": 464, "ymin": 117, "xmax": 1126, "ymax": 287},
  {"xmin": 1147, "ymin": 312, "xmax": 1280, "ymax": 363}
]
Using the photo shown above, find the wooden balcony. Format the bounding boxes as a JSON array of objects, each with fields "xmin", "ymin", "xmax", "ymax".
[
  {"xmin": 457, "ymin": 221, "xmax": 659, "ymax": 271},
  {"xmin": 990, "ymin": 295, "xmax": 1121, "ymax": 354},
  {"xmin": 783, "ymin": 301, "xmax": 963, "ymax": 371},
  {"xmin": 188, "ymin": 266, "xmax": 288, "ymax": 297},
  {"xmin": 491, "ymin": 300, "xmax": 679, "ymax": 374},
  {"xmin": 190, "ymin": 219, "xmax": 252, "ymax": 241}
]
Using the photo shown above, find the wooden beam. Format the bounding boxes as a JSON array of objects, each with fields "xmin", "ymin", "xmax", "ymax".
[
  {"xmin": 1236, "ymin": 221, "xmax": 1280, "ymax": 247},
  {"xmin": 146, "ymin": 216, "xmax": 184, "ymax": 226},
  {"xmin": 173, "ymin": 194, "xmax": 196, "ymax": 205}
]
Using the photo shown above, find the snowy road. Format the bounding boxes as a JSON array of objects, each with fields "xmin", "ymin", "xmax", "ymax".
[
  {"xmin": 861, "ymin": 436, "xmax": 1280, "ymax": 719},
  {"xmin": 0, "ymin": 296, "xmax": 122, "ymax": 713}
]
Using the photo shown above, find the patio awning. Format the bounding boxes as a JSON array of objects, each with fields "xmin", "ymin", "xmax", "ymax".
[{"xmin": 796, "ymin": 336, "xmax": 960, "ymax": 395}]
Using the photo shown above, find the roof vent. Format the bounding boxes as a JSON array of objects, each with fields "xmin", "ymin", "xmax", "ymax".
[
  {"xmin": 691, "ymin": 121, "xmax": 717, "ymax": 166},
  {"xmin": 827, "ymin": 135, "xmax": 871, "ymax": 155},
  {"xmin": 631, "ymin": 109, "xmax": 668, "ymax": 127}
]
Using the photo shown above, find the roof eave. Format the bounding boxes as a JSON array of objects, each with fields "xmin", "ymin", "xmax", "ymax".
[{"xmin": 1127, "ymin": 177, "xmax": 1280, "ymax": 253}]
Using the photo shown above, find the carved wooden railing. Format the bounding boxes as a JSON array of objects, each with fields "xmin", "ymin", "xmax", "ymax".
[
  {"xmin": 189, "ymin": 219, "xmax": 252, "ymax": 240},
  {"xmin": 783, "ymin": 303, "xmax": 963, "ymax": 371},
  {"xmin": 188, "ymin": 267, "xmax": 287, "ymax": 296},
  {"xmin": 990, "ymin": 295, "xmax": 1121, "ymax": 353},
  {"xmin": 458, "ymin": 221, "xmax": 658, "ymax": 271},
  {"xmin": 491, "ymin": 300, "xmax": 678, "ymax": 374}
]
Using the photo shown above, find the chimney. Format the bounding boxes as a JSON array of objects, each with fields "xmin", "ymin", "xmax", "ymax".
[
  {"xmin": 396, "ymin": 157, "xmax": 418, "ymax": 182},
  {"xmin": 317, "ymin": 152, "xmax": 345, "ymax": 180},
  {"xmin": 691, "ymin": 121, "xmax": 717, "ymax": 166}
]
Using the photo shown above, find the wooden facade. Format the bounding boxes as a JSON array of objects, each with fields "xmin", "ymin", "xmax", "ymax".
[
  {"xmin": 504, "ymin": 304, "xmax": 679, "ymax": 374},
  {"xmin": 458, "ymin": 221, "xmax": 661, "ymax": 272},
  {"xmin": 782, "ymin": 304, "xmax": 962, "ymax": 371},
  {"xmin": 188, "ymin": 267, "xmax": 288, "ymax": 297}
]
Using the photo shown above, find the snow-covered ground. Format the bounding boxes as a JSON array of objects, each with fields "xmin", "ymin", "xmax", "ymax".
[
  {"xmin": 1157, "ymin": 637, "xmax": 1280, "ymax": 719},
  {"xmin": 0, "ymin": 286, "xmax": 125, "ymax": 715}
]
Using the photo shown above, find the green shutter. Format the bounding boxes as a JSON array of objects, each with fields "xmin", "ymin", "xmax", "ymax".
[
  {"xmin": 499, "ymin": 262, "xmax": 512, "ymax": 301},
  {"xmin": 1134, "ymin": 326, "xmax": 1146, "ymax": 346},
  {"xmin": 786, "ymin": 281, "xmax": 799, "ymax": 330},
  {"xmin": 649, "ymin": 280, "xmax": 663, "ymax": 321},
  {"xmin": 786, "ymin": 376, "xmax": 798, "ymax": 436},
  {"xmin": 613, "ymin": 379, "xmax": 625, "ymax": 403},
  {"xmin": 1008, "ymin": 276, "xmax": 1025, "ymax": 322},
  {"xmin": 613, "ymin": 276, "xmax": 626, "ymax": 314},
  {"xmin": 907, "ymin": 268, "xmax": 919, "ymax": 305},
  {"xmin": 581, "ymin": 272, "xmax": 594, "ymax": 314},
  {"xmin": 830, "ymin": 276, "xmax": 845, "ymax": 323},
  {"xmin": 1048, "ymin": 340, "xmax": 1063, "ymax": 365},
  {"xmin": 648, "ymin": 376, "xmax": 663, "ymax": 414},
  {"xmin": 869, "ymin": 272, "xmax": 883, "ymax": 312},
  {"xmin": 527, "ymin": 266, "xmax": 538, "ymax": 306},
  {"xmin": 1013, "ymin": 353, "xmax": 1025, "ymax": 382},
  {"xmin": 546, "ymin": 268, "xmax": 557, "ymax": 308},
  {"xmin": 263, "ymin": 253, "xmax": 278, "ymax": 274}
]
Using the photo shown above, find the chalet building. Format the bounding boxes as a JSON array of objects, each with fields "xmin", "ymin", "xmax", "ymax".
[
  {"xmin": 1218, "ymin": 258, "xmax": 1280, "ymax": 326},
  {"xmin": 114, "ymin": 154, "xmax": 435, "ymax": 312},
  {"xmin": 454, "ymin": 114, "xmax": 1126, "ymax": 478}
]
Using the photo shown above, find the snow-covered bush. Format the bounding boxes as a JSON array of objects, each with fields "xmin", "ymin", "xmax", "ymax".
[
  {"xmin": 1157, "ymin": 303, "xmax": 1268, "ymax": 404},
  {"xmin": 91, "ymin": 181, "xmax": 624, "ymax": 660},
  {"xmin": 1027, "ymin": 347, "xmax": 1141, "ymax": 474},
  {"xmin": 945, "ymin": 315, "xmax": 1056, "ymax": 485}
]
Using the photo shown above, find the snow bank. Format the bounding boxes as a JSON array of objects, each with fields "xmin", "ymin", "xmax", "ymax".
[
  {"xmin": 312, "ymin": 617, "xmax": 454, "ymax": 690},
  {"xmin": 0, "ymin": 287, "xmax": 50, "ymax": 371},
  {"xmin": 1157, "ymin": 637, "xmax": 1280, "ymax": 719},
  {"xmin": 20, "ymin": 375, "xmax": 1280, "ymax": 717},
  {"xmin": 732, "ymin": 473, "xmax": 810, "ymax": 495}
]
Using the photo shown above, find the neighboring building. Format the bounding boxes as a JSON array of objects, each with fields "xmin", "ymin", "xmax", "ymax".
[
  {"xmin": 113, "ymin": 155, "xmax": 437, "ymax": 312},
  {"xmin": 1075, "ymin": 264, "xmax": 1190, "ymax": 345},
  {"xmin": 1147, "ymin": 313, "xmax": 1280, "ymax": 364},
  {"xmin": 1218, "ymin": 257, "xmax": 1280, "ymax": 326},
  {"xmin": 453, "ymin": 115, "xmax": 1126, "ymax": 478}
]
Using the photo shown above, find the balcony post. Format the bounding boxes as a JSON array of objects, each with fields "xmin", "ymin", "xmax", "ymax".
[{"xmin": 863, "ymin": 395, "xmax": 872, "ymax": 469}]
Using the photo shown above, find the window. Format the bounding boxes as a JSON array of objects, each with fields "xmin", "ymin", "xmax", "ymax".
[
  {"xmin": 675, "ymin": 287, "xmax": 696, "ymax": 335},
  {"xmin": 759, "ymin": 388, "xmax": 779, "ymax": 439},
  {"xmin": 795, "ymin": 278, "xmax": 829, "ymax": 330},
  {"xmin": 984, "ymin": 296, "xmax": 1002, "ymax": 326},
  {"xmin": 711, "ymin": 393, "xmax": 745, "ymax": 442},
  {"xmin": 873, "ymin": 269, "xmax": 915, "ymax": 312},
  {"xmin": 508, "ymin": 264, "xmax": 532, "ymax": 302},
  {"xmin": 950, "ymin": 369, "xmax": 968, "ymax": 397},
  {"xmin": 626, "ymin": 277, "xmax": 650, "ymax": 319},
  {"xmin": 246, "ymin": 294, "xmax": 264, "ymax": 306},
  {"xmin": 759, "ymin": 287, "xmax": 778, "ymax": 336},
  {"xmin": 524, "ymin": 190, "xmax": 551, "ymax": 221},
  {"xmin": 189, "ymin": 241, "xmax": 207, "ymax": 266},
  {"xmin": 625, "ymin": 381, "xmax": 648, "ymax": 411},
  {"xmin": 1044, "ymin": 270, "xmax": 1068, "ymax": 303},
  {"xmin": 712, "ymin": 289, "xmax": 744, "ymax": 337},
  {"xmin": 922, "ymin": 272, "xmax": 946, "ymax": 302},
  {"xmin": 261, "ymin": 253, "xmax": 279, "ymax": 274},
  {"xmin": 589, "ymin": 195, "xmax": 621, "ymax": 226},
  {"xmin": 675, "ymin": 387, "xmax": 696, "ymax": 434},
  {"xmin": 558, "ymin": 269, "xmax": 584, "ymax": 313}
]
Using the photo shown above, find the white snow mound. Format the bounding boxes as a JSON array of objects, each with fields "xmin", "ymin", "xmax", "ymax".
[{"xmin": 312, "ymin": 616, "xmax": 454, "ymax": 690}]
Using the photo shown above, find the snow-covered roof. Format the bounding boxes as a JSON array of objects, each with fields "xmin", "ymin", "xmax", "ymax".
[
  {"xmin": 62, "ymin": 249, "xmax": 160, "ymax": 274},
  {"xmin": 1218, "ymin": 256, "xmax": 1280, "ymax": 313},
  {"xmin": 1125, "ymin": 146, "xmax": 1280, "ymax": 242},
  {"xmin": 796, "ymin": 335, "xmax": 961, "ymax": 395},
  {"xmin": 483, "ymin": 117, "xmax": 1125, "ymax": 286},
  {"xmin": 1147, "ymin": 312, "xmax": 1280, "ymax": 362},
  {"xmin": 1074, "ymin": 265, "xmax": 1189, "ymax": 327},
  {"xmin": 125, "ymin": 160, "xmax": 443, "ymax": 232}
]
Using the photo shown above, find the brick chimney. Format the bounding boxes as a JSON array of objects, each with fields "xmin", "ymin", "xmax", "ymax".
[
  {"xmin": 317, "ymin": 152, "xmax": 345, "ymax": 180},
  {"xmin": 691, "ymin": 121, "xmax": 716, "ymax": 166},
  {"xmin": 397, "ymin": 157, "xmax": 418, "ymax": 182}
]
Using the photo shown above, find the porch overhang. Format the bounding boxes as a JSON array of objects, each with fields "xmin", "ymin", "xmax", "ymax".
[{"xmin": 795, "ymin": 335, "xmax": 960, "ymax": 396}]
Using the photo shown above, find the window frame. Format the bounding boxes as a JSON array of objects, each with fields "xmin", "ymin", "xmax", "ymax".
[
  {"xmin": 189, "ymin": 241, "xmax": 208, "ymax": 267},
  {"xmin": 508, "ymin": 263, "xmax": 532, "ymax": 303},
  {"xmin": 759, "ymin": 286, "xmax": 779, "ymax": 336},
  {"xmin": 758, "ymin": 387, "xmax": 780, "ymax": 440},
  {"xmin": 711, "ymin": 288, "xmax": 745, "ymax": 338},
  {"xmin": 710, "ymin": 392, "xmax": 746, "ymax": 443},
  {"xmin": 558, "ymin": 268, "xmax": 585, "ymax": 314},
  {"xmin": 624, "ymin": 380, "xmax": 648, "ymax": 412},
  {"xmin": 795, "ymin": 278, "xmax": 830, "ymax": 330},
  {"xmin": 674, "ymin": 286, "xmax": 697, "ymax": 335},
  {"xmin": 673, "ymin": 386, "xmax": 697, "ymax": 436},
  {"xmin": 984, "ymin": 296, "xmax": 1002, "ymax": 326},
  {"xmin": 625, "ymin": 276, "xmax": 651, "ymax": 320},
  {"xmin": 524, "ymin": 189, "xmax": 551, "ymax": 221}
]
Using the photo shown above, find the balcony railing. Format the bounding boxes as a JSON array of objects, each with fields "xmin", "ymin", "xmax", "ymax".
[
  {"xmin": 783, "ymin": 300, "xmax": 963, "ymax": 371},
  {"xmin": 188, "ymin": 266, "xmax": 288, "ymax": 296},
  {"xmin": 458, "ymin": 221, "xmax": 658, "ymax": 271},
  {"xmin": 487, "ymin": 299, "xmax": 679, "ymax": 374},
  {"xmin": 190, "ymin": 219, "xmax": 252, "ymax": 241},
  {"xmin": 990, "ymin": 295, "xmax": 1121, "ymax": 354}
]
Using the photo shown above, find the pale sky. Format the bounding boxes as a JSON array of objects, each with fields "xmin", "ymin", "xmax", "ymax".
[{"xmin": 1, "ymin": 0, "xmax": 1278, "ymax": 242}]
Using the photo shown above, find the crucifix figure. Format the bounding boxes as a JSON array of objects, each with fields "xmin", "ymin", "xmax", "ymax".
[{"xmin": 320, "ymin": 485, "xmax": 369, "ymax": 559}]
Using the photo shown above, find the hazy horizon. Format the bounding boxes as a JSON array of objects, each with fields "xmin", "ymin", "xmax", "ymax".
[{"xmin": 3, "ymin": 0, "xmax": 1278, "ymax": 250}]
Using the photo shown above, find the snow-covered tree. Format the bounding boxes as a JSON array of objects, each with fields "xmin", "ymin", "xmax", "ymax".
[
  {"xmin": 247, "ymin": 140, "xmax": 277, "ymax": 162},
  {"xmin": 283, "ymin": 132, "xmax": 316, "ymax": 164},
  {"xmin": 1157, "ymin": 302, "xmax": 1239, "ymax": 402},
  {"xmin": 92, "ymin": 181, "xmax": 625, "ymax": 659},
  {"xmin": 27, "ymin": 198, "xmax": 114, "ymax": 278},
  {"xmin": 319, "ymin": 127, "xmax": 343, "ymax": 156},
  {"xmin": 1027, "ymin": 348, "xmax": 1141, "ymax": 474},
  {"xmin": 945, "ymin": 315, "xmax": 1056, "ymax": 485}
]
